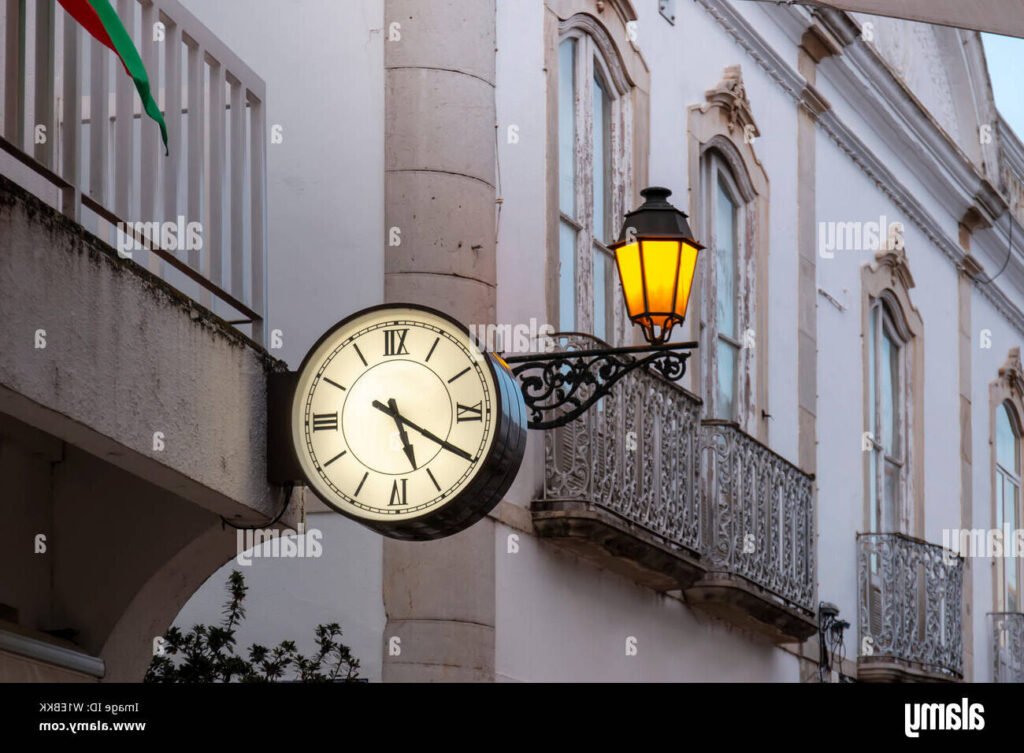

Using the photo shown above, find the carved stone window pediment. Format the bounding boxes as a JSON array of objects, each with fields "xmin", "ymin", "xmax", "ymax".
[{"xmin": 703, "ymin": 65, "xmax": 761, "ymax": 142}]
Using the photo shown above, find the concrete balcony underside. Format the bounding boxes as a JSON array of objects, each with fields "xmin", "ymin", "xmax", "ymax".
[
  {"xmin": 0, "ymin": 174, "xmax": 290, "ymax": 680},
  {"xmin": 533, "ymin": 499, "xmax": 817, "ymax": 643},
  {"xmin": 531, "ymin": 500, "xmax": 704, "ymax": 593},
  {"xmin": 685, "ymin": 572, "xmax": 817, "ymax": 644},
  {"xmin": 856, "ymin": 656, "xmax": 960, "ymax": 683}
]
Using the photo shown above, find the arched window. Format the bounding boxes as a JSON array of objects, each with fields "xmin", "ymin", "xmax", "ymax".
[
  {"xmin": 867, "ymin": 296, "xmax": 909, "ymax": 533},
  {"xmin": 554, "ymin": 15, "xmax": 636, "ymax": 343},
  {"xmin": 688, "ymin": 66, "xmax": 769, "ymax": 438},
  {"xmin": 703, "ymin": 152, "xmax": 746, "ymax": 420},
  {"xmin": 861, "ymin": 246, "xmax": 924, "ymax": 536},
  {"xmin": 996, "ymin": 401, "xmax": 1022, "ymax": 612}
]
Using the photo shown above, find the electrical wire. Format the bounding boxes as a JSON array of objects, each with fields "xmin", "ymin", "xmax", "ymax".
[
  {"xmin": 220, "ymin": 483, "xmax": 295, "ymax": 531},
  {"xmin": 973, "ymin": 210, "xmax": 1015, "ymax": 285}
]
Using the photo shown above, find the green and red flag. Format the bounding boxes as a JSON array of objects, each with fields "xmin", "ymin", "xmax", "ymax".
[{"xmin": 58, "ymin": 0, "xmax": 168, "ymax": 154}]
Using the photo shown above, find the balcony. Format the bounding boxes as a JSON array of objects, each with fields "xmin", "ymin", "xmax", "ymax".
[
  {"xmin": 856, "ymin": 533, "xmax": 963, "ymax": 681},
  {"xmin": 532, "ymin": 335, "xmax": 816, "ymax": 641},
  {"xmin": 991, "ymin": 612, "xmax": 1024, "ymax": 683},
  {"xmin": 685, "ymin": 421, "xmax": 817, "ymax": 642},
  {"xmin": 1, "ymin": 0, "xmax": 279, "ymax": 680},
  {"xmin": 1, "ymin": 0, "xmax": 267, "ymax": 343},
  {"xmin": 533, "ymin": 336, "xmax": 705, "ymax": 592}
]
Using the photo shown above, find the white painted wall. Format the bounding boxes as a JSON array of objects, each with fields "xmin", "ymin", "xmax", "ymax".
[
  {"xmin": 173, "ymin": 0, "xmax": 387, "ymax": 682},
  {"xmin": 179, "ymin": 0, "xmax": 386, "ymax": 367}
]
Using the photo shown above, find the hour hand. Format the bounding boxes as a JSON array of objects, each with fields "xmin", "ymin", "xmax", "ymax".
[
  {"xmin": 387, "ymin": 398, "xmax": 417, "ymax": 470},
  {"xmin": 371, "ymin": 400, "xmax": 476, "ymax": 462}
]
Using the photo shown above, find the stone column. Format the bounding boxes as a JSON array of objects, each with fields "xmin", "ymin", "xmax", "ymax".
[{"xmin": 381, "ymin": 0, "xmax": 498, "ymax": 681}]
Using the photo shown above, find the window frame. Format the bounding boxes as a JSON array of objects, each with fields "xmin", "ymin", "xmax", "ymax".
[
  {"xmin": 701, "ymin": 149, "xmax": 749, "ymax": 422},
  {"xmin": 860, "ymin": 248, "xmax": 924, "ymax": 538},
  {"xmin": 867, "ymin": 295, "xmax": 910, "ymax": 534},
  {"xmin": 995, "ymin": 399, "xmax": 1023, "ymax": 614},
  {"xmin": 554, "ymin": 20, "xmax": 632, "ymax": 344}
]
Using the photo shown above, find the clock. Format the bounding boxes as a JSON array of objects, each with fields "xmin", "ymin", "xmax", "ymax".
[{"xmin": 289, "ymin": 304, "xmax": 527, "ymax": 540}]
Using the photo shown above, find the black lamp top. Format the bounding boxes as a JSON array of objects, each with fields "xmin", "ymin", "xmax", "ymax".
[{"xmin": 615, "ymin": 186, "xmax": 704, "ymax": 248}]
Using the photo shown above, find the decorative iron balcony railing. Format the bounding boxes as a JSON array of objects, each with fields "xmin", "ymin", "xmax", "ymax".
[
  {"xmin": 538, "ymin": 335, "xmax": 817, "ymax": 621},
  {"xmin": 991, "ymin": 612, "xmax": 1024, "ymax": 683},
  {"xmin": 857, "ymin": 533, "xmax": 963, "ymax": 679},
  {"xmin": 1, "ymin": 0, "xmax": 267, "ymax": 343},
  {"xmin": 542, "ymin": 335, "xmax": 703, "ymax": 553},
  {"xmin": 699, "ymin": 420, "xmax": 816, "ymax": 613}
]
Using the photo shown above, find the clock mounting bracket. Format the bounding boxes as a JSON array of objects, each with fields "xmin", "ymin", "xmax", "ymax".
[{"xmin": 267, "ymin": 370, "xmax": 303, "ymax": 485}]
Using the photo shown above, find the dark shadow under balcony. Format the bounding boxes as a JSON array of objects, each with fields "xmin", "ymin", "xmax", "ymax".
[{"xmin": 857, "ymin": 532, "xmax": 964, "ymax": 682}]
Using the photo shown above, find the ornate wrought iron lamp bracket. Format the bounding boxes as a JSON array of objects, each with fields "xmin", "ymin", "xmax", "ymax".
[{"xmin": 502, "ymin": 338, "xmax": 697, "ymax": 430}]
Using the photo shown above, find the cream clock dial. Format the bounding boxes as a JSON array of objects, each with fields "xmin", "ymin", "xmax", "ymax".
[{"xmin": 291, "ymin": 304, "xmax": 526, "ymax": 540}]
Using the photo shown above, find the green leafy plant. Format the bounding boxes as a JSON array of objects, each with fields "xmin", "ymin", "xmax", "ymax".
[{"xmin": 145, "ymin": 569, "xmax": 360, "ymax": 683}]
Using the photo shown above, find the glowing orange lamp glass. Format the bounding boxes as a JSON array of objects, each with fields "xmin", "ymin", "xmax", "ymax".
[{"xmin": 609, "ymin": 187, "xmax": 705, "ymax": 345}]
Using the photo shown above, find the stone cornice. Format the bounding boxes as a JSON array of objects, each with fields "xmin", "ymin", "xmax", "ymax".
[
  {"xmin": 999, "ymin": 116, "xmax": 1024, "ymax": 187},
  {"xmin": 693, "ymin": 0, "xmax": 1024, "ymax": 337}
]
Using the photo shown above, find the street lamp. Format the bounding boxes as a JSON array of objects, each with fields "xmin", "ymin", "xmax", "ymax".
[
  {"xmin": 504, "ymin": 187, "xmax": 702, "ymax": 429},
  {"xmin": 610, "ymin": 187, "xmax": 704, "ymax": 345}
]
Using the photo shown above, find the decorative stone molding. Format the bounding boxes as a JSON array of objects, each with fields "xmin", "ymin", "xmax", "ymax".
[
  {"xmin": 704, "ymin": 65, "xmax": 760, "ymax": 140},
  {"xmin": 872, "ymin": 245, "xmax": 916, "ymax": 294},
  {"xmin": 546, "ymin": 0, "xmax": 648, "ymax": 88},
  {"xmin": 959, "ymin": 253, "xmax": 984, "ymax": 280},
  {"xmin": 997, "ymin": 347, "xmax": 1024, "ymax": 396}
]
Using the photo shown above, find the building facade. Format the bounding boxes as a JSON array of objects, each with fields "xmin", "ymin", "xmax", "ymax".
[{"xmin": 3, "ymin": 0, "xmax": 1024, "ymax": 683}]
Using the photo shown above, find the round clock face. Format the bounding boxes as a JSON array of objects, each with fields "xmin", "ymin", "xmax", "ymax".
[{"xmin": 291, "ymin": 304, "xmax": 526, "ymax": 539}]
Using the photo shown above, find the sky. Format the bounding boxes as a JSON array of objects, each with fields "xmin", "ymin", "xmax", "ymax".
[{"xmin": 982, "ymin": 32, "xmax": 1024, "ymax": 137}]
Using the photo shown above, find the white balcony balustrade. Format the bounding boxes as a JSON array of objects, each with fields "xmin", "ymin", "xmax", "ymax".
[{"xmin": 1, "ymin": 0, "xmax": 267, "ymax": 343}]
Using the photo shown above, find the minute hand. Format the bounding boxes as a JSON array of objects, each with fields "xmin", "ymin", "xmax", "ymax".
[{"xmin": 371, "ymin": 401, "xmax": 477, "ymax": 462}]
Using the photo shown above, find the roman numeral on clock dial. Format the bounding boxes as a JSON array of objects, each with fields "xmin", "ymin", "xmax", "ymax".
[
  {"xmin": 390, "ymin": 478, "xmax": 408, "ymax": 506},
  {"xmin": 457, "ymin": 401, "xmax": 483, "ymax": 422},
  {"xmin": 383, "ymin": 328, "xmax": 409, "ymax": 356},
  {"xmin": 312, "ymin": 412, "xmax": 338, "ymax": 431}
]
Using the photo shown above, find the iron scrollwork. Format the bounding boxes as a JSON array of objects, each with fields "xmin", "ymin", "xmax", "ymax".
[
  {"xmin": 856, "ymin": 532, "xmax": 964, "ymax": 678},
  {"xmin": 991, "ymin": 612, "xmax": 1024, "ymax": 683},
  {"xmin": 502, "ymin": 334, "xmax": 697, "ymax": 430}
]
